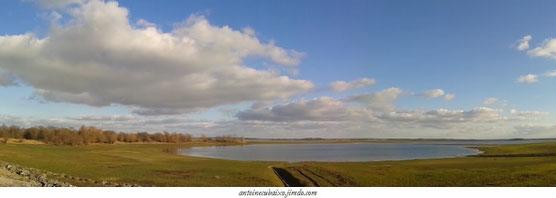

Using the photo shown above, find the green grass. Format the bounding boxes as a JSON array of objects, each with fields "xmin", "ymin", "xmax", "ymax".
[
  {"xmin": 274, "ymin": 142, "xmax": 556, "ymax": 187},
  {"xmin": 475, "ymin": 142, "xmax": 556, "ymax": 156},
  {"xmin": 1, "ymin": 141, "xmax": 556, "ymax": 186},
  {"xmin": 0, "ymin": 143, "xmax": 282, "ymax": 187}
]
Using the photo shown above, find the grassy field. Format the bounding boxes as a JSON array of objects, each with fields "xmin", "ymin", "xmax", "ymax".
[
  {"xmin": 0, "ymin": 142, "xmax": 282, "ymax": 187},
  {"xmin": 274, "ymin": 142, "xmax": 556, "ymax": 186},
  {"xmin": 1, "ymin": 141, "xmax": 556, "ymax": 186}
]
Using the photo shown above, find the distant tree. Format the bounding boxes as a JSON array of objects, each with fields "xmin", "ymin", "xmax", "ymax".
[
  {"xmin": 9, "ymin": 125, "xmax": 23, "ymax": 139},
  {"xmin": 130, "ymin": 133, "xmax": 138, "ymax": 142},
  {"xmin": 200, "ymin": 134, "xmax": 208, "ymax": 142},
  {"xmin": 125, "ymin": 133, "xmax": 138, "ymax": 142},
  {"xmin": 0, "ymin": 125, "xmax": 8, "ymax": 139},
  {"xmin": 0, "ymin": 125, "xmax": 197, "ymax": 146},
  {"xmin": 136, "ymin": 132, "xmax": 147, "ymax": 142},
  {"xmin": 117, "ymin": 132, "xmax": 126, "ymax": 142},
  {"xmin": 24, "ymin": 127, "xmax": 40, "ymax": 140},
  {"xmin": 152, "ymin": 133, "xmax": 166, "ymax": 142},
  {"xmin": 104, "ymin": 131, "xmax": 118, "ymax": 144},
  {"xmin": 69, "ymin": 134, "xmax": 84, "ymax": 146},
  {"xmin": 179, "ymin": 134, "xmax": 192, "ymax": 142},
  {"xmin": 78, "ymin": 126, "xmax": 93, "ymax": 144}
]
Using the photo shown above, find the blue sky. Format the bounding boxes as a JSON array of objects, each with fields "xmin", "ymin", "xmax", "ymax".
[{"xmin": 0, "ymin": 0, "xmax": 555, "ymax": 138}]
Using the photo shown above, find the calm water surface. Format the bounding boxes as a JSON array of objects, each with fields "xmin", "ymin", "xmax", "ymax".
[
  {"xmin": 178, "ymin": 140, "xmax": 554, "ymax": 162},
  {"xmin": 178, "ymin": 142, "xmax": 481, "ymax": 162}
]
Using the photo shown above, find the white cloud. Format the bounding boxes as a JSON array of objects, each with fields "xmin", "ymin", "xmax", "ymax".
[
  {"xmin": 513, "ymin": 124, "xmax": 556, "ymax": 137},
  {"xmin": 235, "ymin": 88, "xmax": 542, "ymax": 126},
  {"xmin": 69, "ymin": 114, "xmax": 138, "ymax": 122},
  {"xmin": 235, "ymin": 94, "xmax": 547, "ymax": 135},
  {"xmin": 344, "ymin": 87, "xmax": 403, "ymax": 112},
  {"xmin": 0, "ymin": 0, "xmax": 313, "ymax": 115},
  {"xmin": 378, "ymin": 107, "xmax": 506, "ymax": 124},
  {"xmin": 443, "ymin": 93, "xmax": 455, "ymax": 101},
  {"xmin": 24, "ymin": 0, "xmax": 84, "ymax": 9},
  {"xmin": 135, "ymin": 19, "xmax": 156, "ymax": 28},
  {"xmin": 509, "ymin": 109, "xmax": 549, "ymax": 120},
  {"xmin": 544, "ymin": 70, "xmax": 556, "ymax": 78},
  {"xmin": 517, "ymin": 35, "xmax": 532, "ymax": 51},
  {"xmin": 527, "ymin": 38, "xmax": 556, "ymax": 59},
  {"xmin": 483, "ymin": 97, "xmax": 499, "ymax": 105},
  {"xmin": 516, "ymin": 74, "xmax": 538, "ymax": 83},
  {"xmin": 330, "ymin": 78, "xmax": 376, "ymax": 92},
  {"xmin": 424, "ymin": 89, "xmax": 445, "ymax": 98},
  {"xmin": 144, "ymin": 117, "xmax": 191, "ymax": 125},
  {"xmin": 236, "ymin": 97, "xmax": 375, "ymax": 122}
]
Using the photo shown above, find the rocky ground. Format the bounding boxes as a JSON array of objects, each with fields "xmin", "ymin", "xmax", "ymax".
[
  {"xmin": 0, "ymin": 161, "xmax": 73, "ymax": 187},
  {"xmin": 0, "ymin": 160, "xmax": 141, "ymax": 187},
  {"xmin": 0, "ymin": 168, "xmax": 41, "ymax": 187}
]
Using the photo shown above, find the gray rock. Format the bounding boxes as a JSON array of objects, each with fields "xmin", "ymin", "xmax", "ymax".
[{"xmin": 15, "ymin": 169, "xmax": 30, "ymax": 177}]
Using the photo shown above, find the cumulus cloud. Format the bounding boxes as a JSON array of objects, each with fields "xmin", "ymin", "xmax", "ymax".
[
  {"xmin": 513, "ymin": 124, "xmax": 556, "ymax": 137},
  {"xmin": 0, "ymin": 114, "xmax": 78, "ymax": 128},
  {"xmin": 482, "ymin": 97, "xmax": 509, "ymax": 108},
  {"xmin": 0, "ymin": 0, "xmax": 313, "ymax": 115},
  {"xmin": 516, "ymin": 74, "xmax": 538, "ymax": 83},
  {"xmin": 519, "ymin": 35, "xmax": 556, "ymax": 60},
  {"xmin": 235, "ymin": 88, "xmax": 541, "ymax": 126},
  {"xmin": 517, "ymin": 35, "xmax": 532, "ymax": 51},
  {"xmin": 144, "ymin": 117, "xmax": 191, "ymax": 125},
  {"xmin": 233, "ymin": 84, "xmax": 551, "ymax": 137},
  {"xmin": 377, "ymin": 107, "xmax": 506, "ymax": 125},
  {"xmin": 424, "ymin": 89, "xmax": 445, "ymax": 98},
  {"xmin": 235, "ymin": 95, "xmax": 544, "ymax": 132},
  {"xmin": 236, "ymin": 97, "xmax": 375, "ymax": 122},
  {"xmin": 443, "ymin": 93, "xmax": 455, "ymax": 101},
  {"xmin": 24, "ymin": 0, "xmax": 84, "ymax": 9},
  {"xmin": 483, "ymin": 97, "xmax": 499, "ymax": 105},
  {"xmin": 509, "ymin": 109, "xmax": 549, "ymax": 120},
  {"xmin": 544, "ymin": 70, "xmax": 556, "ymax": 78},
  {"xmin": 330, "ymin": 78, "xmax": 376, "ymax": 92},
  {"xmin": 344, "ymin": 87, "xmax": 403, "ymax": 112},
  {"xmin": 527, "ymin": 38, "xmax": 556, "ymax": 59},
  {"xmin": 69, "ymin": 114, "xmax": 137, "ymax": 121}
]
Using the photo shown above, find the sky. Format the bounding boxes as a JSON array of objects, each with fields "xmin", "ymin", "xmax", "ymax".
[{"xmin": 0, "ymin": 0, "xmax": 555, "ymax": 138}]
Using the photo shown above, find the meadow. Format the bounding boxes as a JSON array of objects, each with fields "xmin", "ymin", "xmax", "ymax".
[
  {"xmin": 0, "ymin": 142, "xmax": 281, "ymax": 186},
  {"xmin": 1, "ymin": 141, "xmax": 556, "ymax": 186}
]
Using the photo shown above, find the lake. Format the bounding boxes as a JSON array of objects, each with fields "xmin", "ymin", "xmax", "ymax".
[{"xmin": 178, "ymin": 140, "xmax": 552, "ymax": 162}]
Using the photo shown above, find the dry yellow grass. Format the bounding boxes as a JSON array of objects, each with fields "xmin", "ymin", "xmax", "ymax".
[{"xmin": 2, "ymin": 138, "xmax": 45, "ymax": 145}]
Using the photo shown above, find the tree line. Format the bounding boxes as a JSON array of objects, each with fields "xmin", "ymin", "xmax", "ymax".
[{"xmin": 0, "ymin": 125, "xmax": 244, "ymax": 146}]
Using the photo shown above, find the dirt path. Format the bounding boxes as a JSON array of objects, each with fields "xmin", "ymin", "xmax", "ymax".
[
  {"xmin": 0, "ymin": 168, "xmax": 40, "ymax": 187},
  {"xmin": 271, "ymin": 166, "xmax": 325, "ymax": 187},
  {"xmin": 270, "ymin": 167, "xmax": 291, "ymax": 187},
  {"xmin": 271, "ymin": 166, "xmax": 356, "ymax": 187}
]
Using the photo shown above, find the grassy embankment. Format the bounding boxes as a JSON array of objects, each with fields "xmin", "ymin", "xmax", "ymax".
[
  {"xmin": 1, "ymin": 141, "xmax": 556, "ymax": 186},
  {"xmin": 273, "ymin": 142, "xmax": 556, "ymax": 186},
  {"xmin": 0, "ymin": 142, "xmax": 282, "ymax": 187}
]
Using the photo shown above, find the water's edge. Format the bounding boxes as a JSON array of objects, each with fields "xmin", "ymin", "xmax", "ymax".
[{"xmin": 176, "ymin": 142, "xmax": 487, "ymax": 163}]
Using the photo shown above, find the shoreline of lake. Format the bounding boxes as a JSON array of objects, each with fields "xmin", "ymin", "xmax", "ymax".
[{"xmin": 177, "ymin": 142, "xmax": 484, "ymax": 162}]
